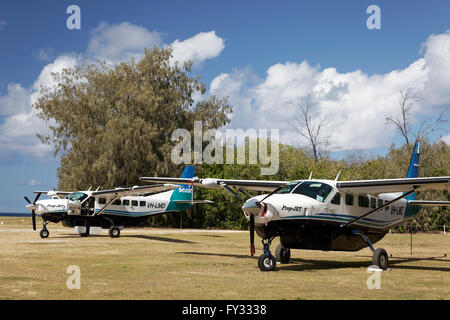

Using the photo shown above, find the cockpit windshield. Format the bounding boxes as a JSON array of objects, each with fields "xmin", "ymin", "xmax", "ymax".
[
  {"xmin": 275, "ymin": 182, "xmax": 300, "ymax": 194},
  {"xmin": 291, "ymin": 181, "xmax": 333, "ymax": 203},
  {"xmin": 66, "ymin": 192, "xmax": 88, "ymax": 202}
]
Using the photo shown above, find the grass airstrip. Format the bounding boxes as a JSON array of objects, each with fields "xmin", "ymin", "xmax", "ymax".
[{"xmin": 0, "ymin": 217, "xmax": 449, "ymax": 300}]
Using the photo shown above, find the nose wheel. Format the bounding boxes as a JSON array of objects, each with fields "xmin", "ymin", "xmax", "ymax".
[
  {"xmin": 258, "ymin": 238, "xmax": 277, "ymax": 271},
  {"xmin": 39, "ymin": 221, "xmax": 49, "ymax": 238}
]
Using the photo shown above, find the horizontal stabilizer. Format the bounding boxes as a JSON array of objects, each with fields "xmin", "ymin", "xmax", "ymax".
[
  {"xmin": 408, "ymin": 200, "xmax": 450, "ymax": 207},
  {"xmin": 173, "ymin": 200, "xmax": 214, "ymax": 204}
]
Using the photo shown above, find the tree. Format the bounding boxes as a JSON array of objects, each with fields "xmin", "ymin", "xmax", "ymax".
[
  {"xmin": 34, "ymin": 47, "xmax": 232, "ymax": 191},
  {"xmin": 289, "ymin": 95, "xmax": 333, "ymax": 161},
  {"xmin": 385, "ymin": 87, "xmax": 449, "ymax": 146}
]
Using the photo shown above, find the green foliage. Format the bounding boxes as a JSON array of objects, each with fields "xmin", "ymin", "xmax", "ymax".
[{"xmin": 34, "ymin": 47, "xmax": 232, "ymax": 191}]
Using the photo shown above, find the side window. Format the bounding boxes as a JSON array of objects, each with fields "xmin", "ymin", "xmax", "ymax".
[
  {"xmin": 331, "ymin": 193, "xmax": 341, "ymax": 205},
  {"xmin": 377, "ymin": 199, "xmax": 383, "ymax": 208},
  {"xmin": 384, "ymin": 200, "xmax": 389, "ymax": 211},
  {"xmin": 139, "ymin": 201, "xmax": 146, "ymax": 207},
  {"xmin": 122, "ymin": 199, "xmax": 130, "ymax": 206},
  {"xmin": 112, "ymin": 199, "xmax": 121, "ymax": 205},
  {"xmin": 131, "ymin": 200, "xmax": 138, "ymax": 207},
  {"xmin": 345, "ymin": 194, "xmax": 354, "ymax": 206},
  {"xmin": 98, "ymin": 197, "xmax": 106, "ymax": 205},
  {"xmin": 358, "ymin": 196, "xmax": 369, "ymax": 208},
  {"xmin": 370, "ymin": 197, "xmax": 377, "ymax": 209}
]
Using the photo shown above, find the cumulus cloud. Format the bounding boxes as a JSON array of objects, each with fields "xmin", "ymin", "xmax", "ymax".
[
  {"xmin": 169, "ymin": 31, "xmax": 225, "ymax": 65},
  {"xmin": 0, "ymin": 55, "xmax": 78, "ymax": 158},
  {"xmin": 1, "ymin": 21, "xmax": 226, "ymax": 159},
  {"xmin": 442, "ymin": 134, "xmax": 450, "ymax": 145},
  {"xmin": 210, "ymin": 31, "xmax": 450, "ymax": 151},
  {"xmin": 87, "ymin": 22, "xmax": 163, "ymax": 63}
]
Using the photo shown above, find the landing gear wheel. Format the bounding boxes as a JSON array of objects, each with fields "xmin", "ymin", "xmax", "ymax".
[
  {"xmin": 258, "ymin": 253, "xmax": 277, "ymax": 271},
  {"xmin": 109, "ymin": 226, "xmax": 120, "ymax": 238},
  {"xmin": 372, "ymin": 248, "xmax": 388, "ymax": 270},
  {"xmin": 40, "ymin": 229, "xmax": 49, "ymax": 238},
  {"xmin": 80, "ymin": 232, "xmax": 89, "ymax": 237},
  {"xmin": 275, "ymin": 244, "xmax": 291, "ymax": 264}
]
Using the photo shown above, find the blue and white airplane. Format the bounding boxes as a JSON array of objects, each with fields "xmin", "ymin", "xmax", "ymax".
[
  {"xmin": 24, "ymin": 166, "xmax": 212, "ymax": 238},
  {"xmin": 141, "ymin": 142, "xmax": 450, "ymax": 271}
]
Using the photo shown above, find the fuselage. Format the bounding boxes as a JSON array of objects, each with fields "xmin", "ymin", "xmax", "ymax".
[
  {"xmin": 28, "ymin": 188, "xmax": 193, "ymax": 227},
  {"xmin": 242, "ymin": 179, "xmax": 421, "ymax": 251}
]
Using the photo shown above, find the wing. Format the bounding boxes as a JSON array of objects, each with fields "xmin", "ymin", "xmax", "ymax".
[
  {"xmin": 34, "ymin": 190, "xmax": 72, "ymax": 197},
  {"xmin": 139, "ymin": 176, "xmax": 290, "ymax": 192},
  {"xmin": 336, "ymin": 176, "xmax": 450, "ymax": 195},
  {"xmin": 408, "ymin": 200, "xmax": 450, "ymax": 207},
  {"xmin": 91, "ymin": 184, "xmax": 178, "ymax": 197}
]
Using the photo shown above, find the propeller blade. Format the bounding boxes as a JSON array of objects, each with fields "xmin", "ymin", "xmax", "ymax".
[
  {"xmin": 256, "ymin": 184, "xmax": 287, "ymax": 207},
  {"xmin": 32, "ymin": 210, "xmax": 36, "ymax": 231},
  {"xmin": 24, "ymin": 196, "xmax": 31, "ymax": 204},
  {"xmin": 250, "ymin": 214, "xmax": 255, "ymax": 256}
]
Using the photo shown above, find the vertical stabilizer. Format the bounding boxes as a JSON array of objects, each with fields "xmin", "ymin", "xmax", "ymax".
[
  {"xmin": 405, "ymin": 141, "xmax": 420, "ymax": 200},
  {"xmin": 167, "ymin": 166, "xmax": 195, "ymax": 210}
]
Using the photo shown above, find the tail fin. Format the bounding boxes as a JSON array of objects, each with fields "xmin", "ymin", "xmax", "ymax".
[
  {"xmin": 405, "ymin": 141, "xmax": 420, "ymax": 200},
  {"xmin": 169, "ymin": 166, "xmax": 195, "ymax": 202},
  {"xmin": 406, "ymin": 141, "xmax": 420, "ymax": 178}
]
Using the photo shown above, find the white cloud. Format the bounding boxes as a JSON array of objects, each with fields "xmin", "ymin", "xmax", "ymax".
[
  {"xmin": 87, "ymin": 22, "xmax": 163, "ymax": 63},
  {"xmin": 210, "ymin": 31, "xmax": 450, "ymax": 151},
  {"xmin": 0, "ymin": 83, "xmax": 30, "ymax": 116},
  {"xmin": 1, "ymin": 21, "xmax": 226, "ymax": 159},
  {"xmin": 0, "ymin": 55, "xmax": 78, "ymax": 158},
  {"xmin": 170, "ymin": 31, "xmax": 225, "ymax": 65},
  {"xmin": 34, "ymin": 47, "xmax": 54, "ymax": 62},
  {"xmin": 0, "ymin": 20, "xmax": 6, "ymax": 31},
  {"xmin": 442, "ymin": 134, "xmax": 450, "ymax": 145}
]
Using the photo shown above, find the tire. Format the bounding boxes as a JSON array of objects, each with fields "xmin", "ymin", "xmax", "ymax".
[
  {"xmin": 275, "ymin": 244, "xmax": 291, "ymax": 264},
  {"xmin": 372, "ymin": 248, "xmax": 388, "ymax": 270},
  {"xmin": 109, "ymin": 226, "xmax": 120, "ymax": 238},
  {"xmin": 80, "ymin": 232, "xmax": 89, "ymax": 237},
  {"xmin": 258, "ymin": 253, "xmax": 277, "ymax": 271},
  {"xmin": 40, "ymin": 229, "xmax": 49, "ymax": 238}
]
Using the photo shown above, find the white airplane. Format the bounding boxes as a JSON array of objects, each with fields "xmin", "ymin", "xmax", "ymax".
[
  {"xmin": 141, "ymin": 142, "xmax": 450, "ymax": 271},
  {"xmin": 24, "ymin": 166, "xmax": 212, "ymax": 238}
]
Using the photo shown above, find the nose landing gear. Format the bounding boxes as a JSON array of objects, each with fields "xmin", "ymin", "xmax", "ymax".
[
  {"xmin": 258, "ymin": 238, "xmax": 277, "ymax": 271},
  {"xmin": 39, "ymin": 221, "xmax": 49, "ymax": 238}
]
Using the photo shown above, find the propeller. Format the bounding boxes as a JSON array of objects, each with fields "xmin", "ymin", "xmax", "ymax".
[
  {"xmin": 24, "ymin": 193, "xmax": 41, "ymax": 231},
  {"xmin": 219, "ymin": 183, "xmax": 256, "ymax": 255}
]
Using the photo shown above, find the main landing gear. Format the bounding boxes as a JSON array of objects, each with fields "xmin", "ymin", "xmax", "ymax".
[{"xmin": 352, "ymin": 230, "xmax": 389, "ymax": 270}]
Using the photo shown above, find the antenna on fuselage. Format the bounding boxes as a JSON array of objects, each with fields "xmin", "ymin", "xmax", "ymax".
[
  {"xmin": 334, "ymin": 171, "xmax": 341, "ymax": 181},
  {"xmin": 308, "ymin": 172, "xmax": 313, "ymax": 180}
]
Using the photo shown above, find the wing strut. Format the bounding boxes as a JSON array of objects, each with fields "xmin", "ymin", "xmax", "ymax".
[
  {"xmin": 341, "ymin": 187, "xmax": 418, "ymax": 228},
  {"xmin": 94, "ymin": 193, "xmax": 121, "ymax": 216}
]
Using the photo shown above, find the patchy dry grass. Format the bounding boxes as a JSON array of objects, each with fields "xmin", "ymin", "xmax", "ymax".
[{"xmin": 0, "ymin": 217, "xmax": 449, "ymax": 300}]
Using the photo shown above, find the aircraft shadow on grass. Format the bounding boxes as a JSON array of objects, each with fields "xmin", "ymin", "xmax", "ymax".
[
  {"xmin": 57, "ymin": 233, "xmax": 197, "ymax": 244},
  {"xmin": 279, "ymin": 255, "xmax": 450, "ymax": 272},
  {"xmin": 176, "ymin": 251, "xmax": 450, "ymax": 272}
]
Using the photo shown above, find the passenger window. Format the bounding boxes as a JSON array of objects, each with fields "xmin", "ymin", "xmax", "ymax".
[
  {"xmin": 112, "ymin": 199, "xmax": 121, "ymax": 205},
  {"xmin": 384, "ymin": 200, "xmax": 389, "ymax": 211},
  {"xmin": 131, "ymin": 200, "xmax": 138, "ymax": 207},
  {"xmin": 139, "ymin": 201, "xmax": 146, "ymax": 207},
  {"xmin": 98, "ymin": 198, "xmax": 106, "ymax": 205},
  {"xmin": 122, "ymin": 199, "xmax": 130, "ymax": 206},
  {"xmin": 345, "ymin": 194, "xmax": 354, "ymax": 206},
  {"xmin": 358, "ymin": 196, "xmax": 369, "ymax": 208},
  {"xmin": 377, "ymin": 199, "xmax": 383, "ymax": 208},
  {"xmin": 331, "ymin": 193, "xmax": 341, "ymax": 205},
  {"xmin": 370, "ymin": 197, "xmax": 377, "ymax": 209}
]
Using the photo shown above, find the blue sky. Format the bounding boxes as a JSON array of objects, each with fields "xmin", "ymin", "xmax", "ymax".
[{"xmin": 0, "ymin": 1, "xmax": 449, "ymax": 212}]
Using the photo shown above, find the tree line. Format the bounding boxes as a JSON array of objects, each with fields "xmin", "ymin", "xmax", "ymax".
[{"xmin": 34, "ymin": 47, "xmax": 449, "ymax": 232}]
